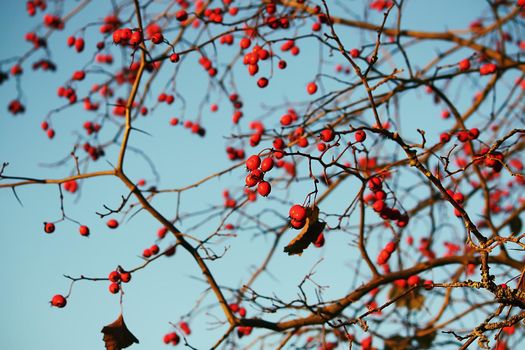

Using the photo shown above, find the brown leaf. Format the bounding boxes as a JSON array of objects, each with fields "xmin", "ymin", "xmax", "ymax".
[
  {"xmin": 101, "ymin": 313, "xmax": 139, "ymax": 350},
  {"xmin": 284, "ymin": 206, "xmax": 325, "ymax": 256}
]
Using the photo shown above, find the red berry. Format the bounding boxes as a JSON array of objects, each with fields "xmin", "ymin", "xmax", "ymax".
[
  {"xmin": 107, "ymin": 219, "xmax": 119, "ymax": 229},
  {"xmin": 151, "ymin": 32, "xmax": 164, "ymax": 44},
  {"xmin": 313, "ymin": 232, "xmax": 325, "ymax": 247},
  {"xmin": 289, "ymin": 204, "xmax": 307, "ymax": 221},
  {"xmin": 79, "ymin": 225, "xmax": 90, "ymax": 236},
  {"xmin": 120, "ymin": 272, "xmax": 132, "ymax": 283},
  {"xmin": 179, "ymin": 321, "xmax": 191, "ymax": 335},
  {"xmin": 320, "ymin": 128, "xmax": 334, "ymax": 142},
  {"xmin": 354, "ymin": 130, "xmax": 366, "ymax": 142},
  {"xmin": 50, "ymin": 294, "xmax": 67, "ymax": 308},
  {"xmin": 260, "ymin": 157, "xmax": 274, "ymax": 172},
  {"xmin": 257, "ymin": 181, "xmax": 271, "ymax": 197},
  {"xmin": 170, "ymin": 53, "xmax": 180, "ymax": 63},
  {"xmin": 407, "ymin": 275, "xmax": 420, "ymax": 286},
  {"xmin": 109, "ymin": 282, "xmax": 120, "ymax": 294},
  {"xmin": 108, "ymin": 271, "xmax": 121, "ymax": 282},
  {"xmin": 239, "ymin": 37, "xmax": 251, "ymax": 50},
  {"xmin": 306, "ymin": 82, "xmax": 318, "ymax": 95},
  {"xmin": 176, "ymin": 10, "xmax": 188, "ymax": 21},
  {"xmin": 246, "ymin": 155, "xmax": 261, "ymax": 171},
  {"xmin": 150, "ymin": 244, "xmax": 160, "ymax": 255},
  {"xmin": 458, "ymin": 59, "xmax": 470, "ymax": 71},
  {"xmin": 290, "ymin": 219, "xmax": 306, "ymax": 229},
  {"xmin": 44, "ymin": 222, "xmax": 55, "ymax": 234},
  {"xmin": 257, "ymin": 77, "xmax": 268, "ymax": 88},
  {"xmin": 143, "ymin": 248, "xmax": 152, "ymax": 258}
]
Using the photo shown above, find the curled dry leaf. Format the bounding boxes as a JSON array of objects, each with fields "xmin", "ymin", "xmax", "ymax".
[
  {"xmin": 101, "ymin": 313, "xmax": 139, "ymax": 350},
  {"xmin": 284, "ymin": 205, "xmax": 326, "ymax": 256}
]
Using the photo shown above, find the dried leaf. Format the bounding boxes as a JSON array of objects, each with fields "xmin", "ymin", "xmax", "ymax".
[
  {"xmin": 284, "ymin": 206, "xmax": 325, "ymax": 256},
  {"xmin": 509, "ymin": 216, "xmax": 522, "ymax": 235},
  {"xmin": 390, "ymin": 286, "xmax": 426, "ymax": 310},
  {"xmin": 101, "ymin": 313, "xmax": 139, "ymax": 350}
]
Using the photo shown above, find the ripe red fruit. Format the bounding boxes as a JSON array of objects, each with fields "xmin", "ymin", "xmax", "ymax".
[
  {"xmin": 289, "ymin": 204, "xmax": 307, "ymax": 221},
  {"xmin": 66, "ymin": 36, "xmax": 75, "ymax": 47},
  {"xmin": 44, "ymin": 222, "xmax": 55, "ymax": 234},
  {"xmin": 260, "ymin": 157, "xmax": 274, "ymax": 172},
  {"xmin": 313, "ymin": 232, "xmax": 325, "ymax": 247},
  {"xmin": 245, "ymin": 174, "xmax": 259, "ymax": 187},
  {"xmin": 469, "ymin": 128, "xmax": 480, "ymax": 139},
  {"xmin": 280, "ymin": 114, "xmax": 292, "ymax": 126},
  {"xmin": 257, "ymin": 77, "xmax": 269, "ymax": 88},
  {"xmin": 50, "ymin": 294, "xmax": 67, "ymax": 308},
  {"xmin": 384, "ymin": 241, "xmax": 396, "ymax": 253},
  {"xmin": 306, "ymin": 82, "xmax": 318, "ymax": 95},
  {"xmin": 354, "ymin": 130, "xmax": 366, "ymax": 142},
  {"xmin": 175, "ymin": 10, "xmax": 188, "ymax": 21},
  {"xmin": 163, "ymin": 332, "xmax": 180, "ymax": 345},
  {"xmin": 150, "ymin": 244, "xmax": 160, "ymax": 255},
  {"xmin": 257, "ymin": 181, "xmax": 271, "ymax": 197},
  {"xmin": 170, "ymin": 52, "xmax": 180, "ymax": 63},
  {"xmin": 290, "ymin": 219, "xmax": 306, "ymax": 229},
  {"xmin": 239, "ymin": 37, "xmax": 251, "ymax": 50},
  {"xmin": 349, "ymin": 48, "xmax": 360, "ymax": 58},
  {"xmin": 109, "ymin": 282, "xmax": 120, "ymax": 294},
  {"xmin": 46, "ymin": 129, "xmax": 56, "ymax": 139},
  {"xmin": 458, "ymin": 59, "xmax": 470, "ymax": 71},
  {"xmin": 456, "ymin": 131, "xmax": 470, "ymax": 142},
  {"xmin": 278, "ymin": 60, "xmax": 287, "ymax": 69},
  {"xmin": 79, "ymin": 225, "xmax": 90, "ymax": 236},
  {"xmin": 246, "ymin": 155, "xmax": 261, "ymax": 171},
  {"xmin": 108, "ymin": 271, "xmax": 121, "ymax": 282},
  {"xmin": 440, "ymin": 132, "xmax": 451, "ymax": 143},
  {"xmin": 120, "ymin": 272, "xmax": 132, "ymax": 283},
  {"xmin": 143, "ymin": 248, "xmax": 152, "ymax": 258},
  {"xmin": 368, "ymin": 177, "xmax": 382, "ymax": 191},
  {"xmin": 407, "ymin": 275, "xmax": 420, "ymax": 286},
  {"xmin": 479, "ymin": 63, "xmax": 497, "ymax": 75},
  {"xmin": 320, "ymin": 128, "xmax": 334, "ymax": 142},
  {"xmin": 106, "ymin": 219, "xmax": 119, "ymax": 229},
  {"xmin": 151, "ymin": 32, "xmax": 164, "ymax": 44},
  {"xmin": 179, "ymin": 321, "xmax": 191, "ymax": 335}
]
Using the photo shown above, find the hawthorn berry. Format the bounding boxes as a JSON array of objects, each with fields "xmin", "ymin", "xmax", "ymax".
[
  {"xmin": 175, "ymin": 10, "xmax": 188, "ymax": 21},
  {"xmin": 320, "ymin": 128, "xmax": 335, "ymax": 142},
  {"xmin": 109, "ymin": 282, "xmax": 120, "ymax": 294},
  {"xmin": 246, "ymin": 155, "xmax": 261, "ymax": 171},
  {"xmin": 260, "ymin": 157, "xmax": 274, "ymax": 172},
  {"xmin": 407, "ymin": 275, "xmax": 420, "ymax": 286},
  {"xmin": 257, "ymin": 77, "xmax": 268, "ymax": 88},
  {"xmin": 120, "ymin": 271, "xmax": 132, "ymax": 283},
  {"xmin": 289, "ymin": 204, "xmax": 307, "ymax": 221},
  {"xmin": 179, "ymin": 321, "xmax": 191, "ymax": 335},
  {"xmin": 79, "ymin": 225, "xmax": 90, "ymax": 237},
  {"xmin": 44, "ymin": 222, "xmax": 55, "ymax": 234},
  {"xmin": 163, "ymin": 332, "xmax": 180, "ymax": 345},
  {"xmin": 50, "ymin": 294, "xmax": 67, "ymax": 308},
  {"xmin": 106, "ymin": 219, "xmax": 119, "ymax": 229},
  {"xmin": 170, "ymin": 53, "xmax": 180, "ymax": 63},
  {"xmin": 306, "ymin": 82, "xmax": 318, "ymax": 95},
  {"xmin": 458, "ymin": 58, "xmax": 470, "ymax": 71},
  {"xmin": 257, "ymin": 181, "xmax": 271, "ymax": 197},
  {"xmin": 354, "ymin": 130, "xmax": 366, "ymax": 142},
  {"xmin": 108, "ymin": 271, "xmax": 121, "ymax": 282},
  {"xmin": 151, "ymin": 32, "xmax": 164, "ymax": 44}
]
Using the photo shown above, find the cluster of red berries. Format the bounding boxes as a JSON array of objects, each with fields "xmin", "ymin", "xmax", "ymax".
[
  {"xmin": 366, "ymin": 177, "xmax": 409, "ymax": 227},
  {"xmin": 40, "ymin": 121, "xmax": 55, "ymax": 139},
  {"xmin": 83, "ymin": 121, "xmax": 102, "ymax": 135},
  {"xmin": 26, "ymin": 0, "xmax": 46, "ymax": 16},
  {"xmin": 142, "ymin": 244, "xmax": 160, "ymax": 258},
  {"xmin": 241, "ymin": 40, "xmax": 271, "ymax": 78},
  {"xmin": 245, "ymin": 155, "xmax": 274, "ymax": 197},
  {"xmin": 198, "ymin": 56, "xmax": 217, "ymax": 77},
  {"xmin": 229, "ymin": 93, "xmax": 244, "ymax": 124},
  {"xmin": 82, "ymin": 142, "xmax": 104, "ymax": 161},
  {"xmin": 247, "ymin": 120, "xmax": 265, "ymax": 147},
  {"xmin": 43, "ymin": 14, "xmax": 64, "ymax": 30},
  {"xmin": 226, "ymin": 146, "xmax": 245, "ymax": 161},
  {"xmin": 108, "ymin": 269, "xmax": 131, "ymax": 294},
  {"xmin": 112, "ymin": 28, "xmax": 144, "ymax": 46},
  {"xmin": 478, "ymin": 148, "xmax": 505, "ymax": 173},
  {"xmin": 479, "ymin": 63, "xmax": 497, "ymax": 75},
  {"xmin": 376, "ymin": 241, "xmax": 396, "ymax": 265},
  {"xmin": 158, "ymin": 92, "xmax": 175, "ymax": 105},
  {"xmin": 32, "ymin": 59, "xmax": 56, "ymax": 71},
  {"xmin": 288, "ymin": 204, "xmax": 307, "ymax": 230},
  {"xmin": 280, "ymin": 109, "xmax": 299, "ymax": 126},
  {"xmin": 280, "ymin": 39, "xmax": 300, "ymax": 56},
  {"xmin": 99, "ymin": 15, "xmax": 121, "ymax": 34},
  {"xmin": 222, "ymin": 190, "xmax": 237, "ymax": 208},
  {"xmin": 180, "ymin": 120, "xmax": 206, "ymax": 137},
  {"xmin": 25, "ymin": 32, "xmax": 46, "ymax": 49},
  {"xmin": 57, "ymin": 85, "xmax": 77, "ymax": 104},
  {"xmin": 66, "ymin": 36, "xmax": 85, "ymax": 52},
  {"xmin": 95, "ymin": 54, "xmax": 114, "ymax": 64}
]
